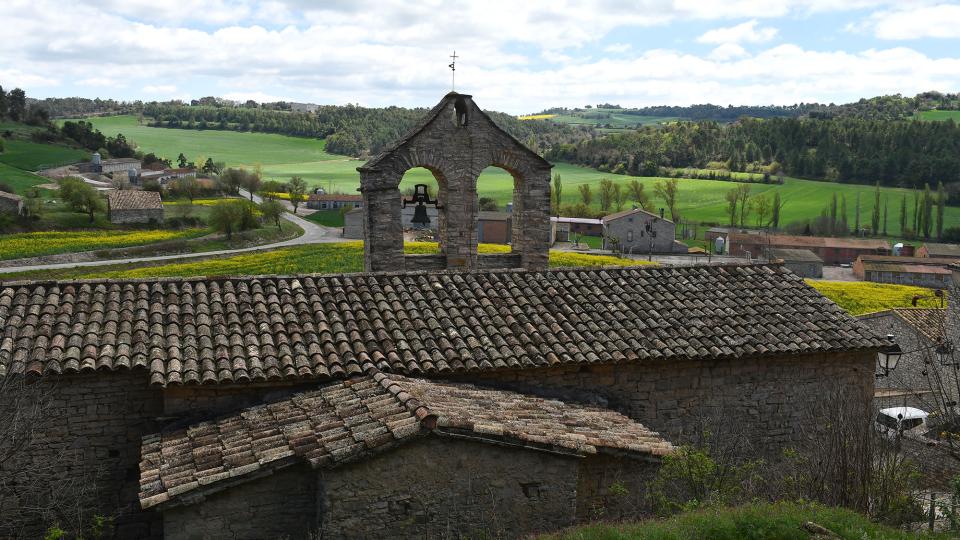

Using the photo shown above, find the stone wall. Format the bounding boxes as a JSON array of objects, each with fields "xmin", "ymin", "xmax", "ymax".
[
  {"xmin": 359, "ymin": 93, "xmax": 551, "ymax": 273},
  {"xmin": 0, "ymin": 193, "xmax": 23, "ymax": 215},
  {"xmin": 318, "ymin": 436, "xmax": 580, "ymax": 539},
  {"xmin": 576, "ymin": 454, "xmax": 659, "ymax": 522},
  {"xmin": 110, "ymin": 208, "xmax": 164, "ymax": 224},
  {"xmin": 162, "ymin": 381, "xmax": 318, "ymax": 417},
  {"xmin": 163, "ymin": 465, "xmax": 316, "ymax": 540},
  {"xmin": 604, "ymin": 212, "xmax": 679, "ymax": 253},
  {"xmin": 0, "ymin": 370, "xmax": 163, "ymax": 539},
  {"xmin": 463, "ymin": 351, "xmax": 876, "ymax": 449}
]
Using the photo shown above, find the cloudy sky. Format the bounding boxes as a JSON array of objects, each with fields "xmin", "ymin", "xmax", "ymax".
[{"xmin": 2, "ymin": 0, "xmax": 960, "ymax": 113}]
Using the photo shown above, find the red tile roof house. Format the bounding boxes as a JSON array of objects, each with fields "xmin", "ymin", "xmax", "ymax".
[{"xmin": 0, "ymin": 93, "xmax": 892, "ymax": 539}]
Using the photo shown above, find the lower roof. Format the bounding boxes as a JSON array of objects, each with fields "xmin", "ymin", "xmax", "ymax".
[
  {"xmin": 0, "ymin": 264, "xmax": 887, "ymax": 387},
  {"xmin": 139, "ymin": 371, "xmax": 671, "ymax": 510}
]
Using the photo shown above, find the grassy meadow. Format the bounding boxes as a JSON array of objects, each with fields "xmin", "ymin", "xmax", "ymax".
[
  {"xmin": 915, "ymin": 110, "xmax": 960, "ymax": 122},
  {"xmin": 72, "ymin": 115, "xmax": 960, "ymax": 237},
  {"xmin": 0, "ymin": 138, "xmax": 88, "ymax": 171}
]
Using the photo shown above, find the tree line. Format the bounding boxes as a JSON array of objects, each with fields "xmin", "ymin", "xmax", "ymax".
[{"xmin": 546, "ymin": 116, "xmax": 960, "ymax": 189}]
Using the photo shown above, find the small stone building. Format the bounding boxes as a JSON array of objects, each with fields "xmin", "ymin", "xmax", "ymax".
[
  {"xmin": 766, "ymin": 248, "xmax": 823, "ymax": 278},
  {"xmin": 0, "ymin": 191, "xmax": 23, "ymax": 216},
  {"xmin": 143, "ymin": 374, "xmax": 670, "ymax": 539},
  {"xmin": 853, "ymin": 255, "xmax": 954, "ymax": 288},
  {"xmin": 107, "ymin": 190, "xmax": 164, "ymax": 224},
  {"xmin": 551, "ymin": 216, "xmax": 604, "ymax": 244},
  {"xmin": 477, "ymin": 210, "xmax": 512, "ymax": 244},
  {"xmin": 602, "ymin": 207, "xmax": 686, "ymax": 253}
]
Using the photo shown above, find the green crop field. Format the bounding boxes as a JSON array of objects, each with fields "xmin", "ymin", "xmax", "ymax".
[
  {"xmin": 548, "ymin": 109, "xmax": 678, "ymax": 129},
  {"xmin": 915, "ymin": 110, "xmax": 960, "ymax": 122},
  {"xmin": 0, "ymin": 139, "xmax": 88, "ymax": 171},
  {"xmin": 0, "ymin": 162, "xmax": 47, "ymax": 193},
  {"xmin": 73, "ymin": 115, "xmax": 960, "ymax": 237}
]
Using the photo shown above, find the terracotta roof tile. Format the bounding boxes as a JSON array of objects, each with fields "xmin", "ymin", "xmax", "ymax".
[
  {"xmin": 139, "ymin": 371, "xmax": 670, "ymax": 509},
  {"xmin": 108, "ymin": 190, "xmax": 163, "ymax": 211},
  {"xmin": 0, "ymin": 265, "xmax": 887, "ymax": 386}
]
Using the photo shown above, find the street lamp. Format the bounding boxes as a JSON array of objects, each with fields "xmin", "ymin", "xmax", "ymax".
[{"xmin": 876, "ymin": 334, "xmax": 903, "ymax": 378}]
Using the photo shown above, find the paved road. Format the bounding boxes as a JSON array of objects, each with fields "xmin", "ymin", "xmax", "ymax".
[{"xmin": 0, "ymin": 192, "xmax": 342, "ymax": 275}]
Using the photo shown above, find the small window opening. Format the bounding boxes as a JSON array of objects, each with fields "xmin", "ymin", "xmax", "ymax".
[{"xmin": 454, "ymin": 97, "xmax": 469, "ymax": 127}]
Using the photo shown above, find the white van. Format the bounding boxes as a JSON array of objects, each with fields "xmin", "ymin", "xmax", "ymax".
[{"xmin": 875, "ymin": 407, "xmax": 929, "ymax": 437}]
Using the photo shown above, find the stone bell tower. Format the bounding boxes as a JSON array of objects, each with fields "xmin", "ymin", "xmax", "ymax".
[{"xmin": 357, "ymin": 92, "xmax": 552, "ymax": 273}]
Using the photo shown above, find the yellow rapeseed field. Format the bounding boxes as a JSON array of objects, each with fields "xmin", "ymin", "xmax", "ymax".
[
  {"xmin": 163, "ymin": 199, "xmax": 233, "ymax": 206},
  {"xmin": 0, "ymin": 229, "xmax": 208, "ymax": 261},
  {"xmin": 517, "ymin": 114, "xmax": 557, "ymax": 121},
  {"xmin": 805, "ymin": 280, "xmax": 945, "ymax": 315}
]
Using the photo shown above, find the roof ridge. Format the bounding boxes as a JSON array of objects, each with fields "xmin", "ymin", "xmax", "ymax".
[
  {"xmin": 0, "ymin": 261, "xmax": 784, "ymax": 289},
  {"xmin": 370, "ymin": 370, "xmax": 437, "ymax": 428}
]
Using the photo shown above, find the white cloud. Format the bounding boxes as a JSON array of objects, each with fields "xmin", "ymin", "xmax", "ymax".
[
  {"xmin": 604, "ymin": 43, "xmax": 632, "ymax": 53},
  {"xmin": 708, "ymin": 43, "xmax": 749, "ymax": 60},
  {"xmin": 142, "ymin": 85, "xmax": 178, "ymax": 94},
  {"xmin": 698, "ymin": 20, "xmax": 778, "ymax": 44},
  {"xmin": 855, "ymin": 4, "xmax": 960, "ymax": 40}
]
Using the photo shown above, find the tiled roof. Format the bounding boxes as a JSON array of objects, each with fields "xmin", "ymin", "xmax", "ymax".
[
  {"xmin": 108, "ymin": 190, "xmax": 163, "ymax": 210},
  {"xmin": 921, "ymin": 243, "xmax": 960, "ymax": 258},
  {"xmin": 861, "ymin": 262, "xmax": 951, "ymax": 275},
  {"xmin": 730, "ymin": 233, "xmax": 889, "ymax": 250},
  {"xmin": 894, "ymin": 308, "xmax": 946, "ymax": 341},
  {"xmin": 858, "ymin": 255, "xmax": 956, "ymax": 266},
  {"xmin": 0, "ymin": 264, "xmax": 887, "ymax": 387},
  {"xmin": 138, "ymin": 371, "xmax": 670, "ymax": 509},
  {"xmin": 767, "ymin": 248, "xmax": 823, "ymax": 263},
  {"xmin": 602, "ymin": 207, "xmax": 670, "ymax": 224}
]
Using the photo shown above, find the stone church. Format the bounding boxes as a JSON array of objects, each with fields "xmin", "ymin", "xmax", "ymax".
[{"xmin": 0, "ymin": 93, "xmax": 889, "ymax": 539}]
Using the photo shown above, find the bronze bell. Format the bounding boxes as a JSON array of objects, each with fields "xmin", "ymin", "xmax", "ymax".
[
  {"xmin": 411, "ymin": 203, "xmax": 431, "ymax": 225},
  {"xmin": 402, "ymin": 183, "xmax": 441, "ymax": 229}
]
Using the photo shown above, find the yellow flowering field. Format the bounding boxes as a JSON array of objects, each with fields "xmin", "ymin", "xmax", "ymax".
[
  {"xmin": 17, "ymin": 242, "xmax": 649, "ymax": 280},
  {"xmin": 806, "ymin": 280, "xmax": 945, "ymax": 315},
  {"xmin": 262, "ymin": 192, "xmax": 292, "ymax": 200},
  {"xmin": 163, "ymin": 198, "xmax": 234, "ymax": 206},
  {"xmin": 517, "ymin": 114, "xmax": 557, "ymax": 121},
  {"xmin": 0, "ymin": 229, "xmax": 208, "ymax": 261}
]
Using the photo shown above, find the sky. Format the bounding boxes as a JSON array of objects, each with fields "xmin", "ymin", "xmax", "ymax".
[{"xmin": 2, "ymin": 0, "xmax": 960, "ymax": 114}]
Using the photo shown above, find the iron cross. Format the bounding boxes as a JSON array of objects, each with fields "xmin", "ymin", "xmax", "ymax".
[{"xmin": 448, "ymin": 51, "xmax": 458, "ymax": 91}]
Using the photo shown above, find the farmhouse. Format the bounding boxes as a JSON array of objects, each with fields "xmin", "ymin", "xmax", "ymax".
[
  {"xmin": 852, "ymin": 254, "xmax": 955, "ymax": 288},
  {"xmin": 307, "ymin": 193, "xmax": 362, "ymax": 210},
  {"xmin": 0, "ymin": 93, "xmax": 892, "ymax": 539},
  {"xmin": 601, "ymin": 207, "xmax": 687, "ymax": 253},
  {"xmin": 766, "ymin": 248, "xmax": 823, "ymax": 278},
  {"xmin": 917, "ymin": 242, "xmax": 960, "ymax": 259},
  {"xmin": 107, "ymin": 190, "xmax": 164, "ymax": 224},
  {"xmin": 729, "ymin": 233, "xmax": 889, "ymax": 264},
  {"xmin": 0, "ymin": 191, "xmax": 23, "ymax": 216}
]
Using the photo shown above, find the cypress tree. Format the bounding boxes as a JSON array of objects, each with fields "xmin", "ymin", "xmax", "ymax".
[
  {"xmin": 871, "ymin": 182, "xmax": 881, "ymax": 235},
  {"xmin": 882, "ymin": 196, "xmax": 888, "ymax": 237},
  {"xmin": 839, "ymin": 194, "xmax": 848, "ymax": 236},
  {"xmin": 899, "ymin": 195, "xmax": 907, "ymax": 236},
  {"xmin": 854, "ymin": 192, "xmax": 861, "ymax": 235},
  {"xmin": 829, "ymin": 193, "xmax": 838, "ymax": 236},
  {"xmin": 937, "ymin": 181, "xmax": 946, "ymax": 239}
]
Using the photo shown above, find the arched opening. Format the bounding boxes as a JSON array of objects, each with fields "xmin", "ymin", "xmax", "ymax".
[
  {"xmin": 398, "ymin": 166, "xmax": 446, "ymax": 266},
  {"xmin": 476, "ymin": 165, "xmax": 522, "ymax": 262}
]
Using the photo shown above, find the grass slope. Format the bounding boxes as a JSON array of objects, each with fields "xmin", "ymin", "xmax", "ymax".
[
  {"xmin": 915, "ymin": 110, "xmax": 960, "ymax": 122},
  {"xmin": 0, "ymin": 139, "xmax": 88, "ymax": 171},
  {"xmin": 541, "ymin": 502, "xmax": 949, "ymax": 540},
  {"xmin": 74, "ymin": 116, "xmax": 960, "ymax": 237},
  {"xmin": 0, "ymin": 162, "xmax": 47, "ymax": 193}
]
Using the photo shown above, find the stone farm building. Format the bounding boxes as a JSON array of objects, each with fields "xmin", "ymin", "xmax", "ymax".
[
  {"xmin": 765, "ymin": 248, "xmax": 823, "ymax": 279},
  {"xmin": 852, "ymin": 254, "xmax": 955, "ymax": 288},
  {"xmin": 0, "ymin": 190, "xmax": 23, "ymax": 216},
  {"xmin": 107, "ymin": 190, "xmax": 165, "ymax": 224},
  {"xmin": 0, "ymin": 93, "xmax": 891, "ymax": 539},
  {"xmin": 729, "ymin": 233, "xmax": 890, "ymax": 265},
  {"xmin": 550, "ymin": 216, "xmax": 604, "ymax": 244},
  {"xmin": 601, "ymin": 207, "xmax": 687, "ymax": 254}
]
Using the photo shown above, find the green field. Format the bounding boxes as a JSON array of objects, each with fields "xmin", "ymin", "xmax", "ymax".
[
  {"xmin": 0, "ymin": 138, "xmax": 88, "ymax": 171},
  {"xmin": 0, "ymin": 162, "xmax": 47, "ymax": 193},
  {"xmin": 548, "ymin": 108, "xmax": 679, "ymax": 130},
  {"xmin": 915, "ymin": 110, "xmax": 960, "ymax": 122},
  {"xmin": 75, "ymin": 115, "xmax": 960, "ymax": 236}
]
